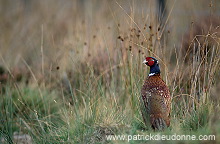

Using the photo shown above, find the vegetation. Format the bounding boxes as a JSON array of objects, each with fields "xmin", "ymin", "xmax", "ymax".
[{"xmin": 0, "ymin": 0, "xmax": 219, "ymax": 143}]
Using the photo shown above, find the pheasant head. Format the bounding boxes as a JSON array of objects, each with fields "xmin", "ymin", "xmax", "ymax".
[{"xmin": 143, "ymin": 57, "xmax": 160, "ymax": 76}]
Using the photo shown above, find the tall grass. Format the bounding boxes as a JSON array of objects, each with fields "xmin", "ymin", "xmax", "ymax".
[{"xmin": 0, "ymin": 0, "xmax": 220, "ymax": 143}]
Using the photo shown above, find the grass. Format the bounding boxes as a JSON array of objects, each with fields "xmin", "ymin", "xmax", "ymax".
[{"xmin": 0, "ymin": 0, "xmax": 220, "ymax": 143}]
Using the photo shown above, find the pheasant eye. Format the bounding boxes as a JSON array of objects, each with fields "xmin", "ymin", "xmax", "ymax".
[
  {"xmin": 146, "ymin": 58, "xmax": 155, "ymax": 66},
  {"xmin": 148, "ymin": 60, "xmax": 154, "ymax": 66}
]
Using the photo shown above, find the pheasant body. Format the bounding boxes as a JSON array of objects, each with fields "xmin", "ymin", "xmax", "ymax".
[{"xmin": 141, "ymin": 57, "xmax": 171, "ymax": 130}]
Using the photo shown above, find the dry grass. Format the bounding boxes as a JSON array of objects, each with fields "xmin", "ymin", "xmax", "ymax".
[{"xmin": 0, "ymin": 0, "xmax": 220, "ymax": 143}]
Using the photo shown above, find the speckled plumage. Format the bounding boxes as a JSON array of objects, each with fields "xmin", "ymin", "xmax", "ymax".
[{"xmin": 141, "ymin": 57, "xmax": 171, "ymax": 130}]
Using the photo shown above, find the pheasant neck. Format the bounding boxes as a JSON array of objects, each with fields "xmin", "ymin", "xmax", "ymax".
[{"xmin": 149, "ymin": 64, "xmax": 160, "ymax": 76}]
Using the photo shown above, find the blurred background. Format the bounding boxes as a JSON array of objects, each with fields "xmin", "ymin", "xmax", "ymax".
[
  {"xmin": 0, "ymin": 0, "xmax": 219, "ymax": 97},
  {"xmin": 1, "ymin": 0, "xmax": 219, "ymax": 68}
]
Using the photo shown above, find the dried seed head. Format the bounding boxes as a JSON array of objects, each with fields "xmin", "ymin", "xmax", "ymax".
[{"xmin": 158, "ymin": 27, "xmax": 161, "ymax": 31}]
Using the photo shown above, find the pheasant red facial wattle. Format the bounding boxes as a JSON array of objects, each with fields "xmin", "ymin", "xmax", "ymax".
[
  {"xmin": 140, "ymin": 57, "xmax": 171, "ymax": 130},
  {"xmin": 144, "ymin": 57, "xmax": 155, "ymax": 66}
]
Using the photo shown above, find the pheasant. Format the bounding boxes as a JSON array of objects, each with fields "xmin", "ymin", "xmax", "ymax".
[{"xmin": 140, "ymin": 57, "xmax": 171, "ymax": 130}]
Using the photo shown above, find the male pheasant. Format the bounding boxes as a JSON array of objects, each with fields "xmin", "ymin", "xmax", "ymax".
[{"xmin": 141, "ymin": 57, "xmax": 171, "ymax": 130}]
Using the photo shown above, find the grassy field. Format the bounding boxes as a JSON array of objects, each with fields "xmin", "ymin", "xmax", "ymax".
[{"xmin": 0, "ymin": 0, "xmax": 220, "ymax": 143}]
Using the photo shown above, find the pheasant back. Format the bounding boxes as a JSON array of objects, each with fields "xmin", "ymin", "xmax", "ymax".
[{"xmin": 141, "ymin": 74, "xmax": 171, "ymax": 130}]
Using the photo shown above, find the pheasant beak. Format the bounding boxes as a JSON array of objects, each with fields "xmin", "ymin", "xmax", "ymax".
[{"xmin": 143, "ymin": 59, "xmax": 148, "ymax": 64}]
